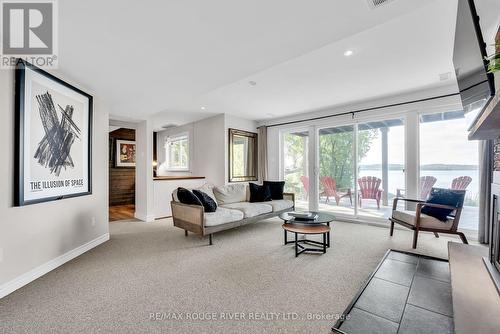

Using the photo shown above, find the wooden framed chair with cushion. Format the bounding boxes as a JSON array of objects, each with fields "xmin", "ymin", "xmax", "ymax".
[{"xmin": 389, "ymin": 188, "xmax": 468, "ymax": 249}]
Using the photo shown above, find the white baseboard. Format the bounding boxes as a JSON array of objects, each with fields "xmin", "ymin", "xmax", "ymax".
[
  {"xmin": 0, "ymin": 233, "xmax": 110, "ymax": 299},
  {"xmin": 134, "ymin": 211, "xmax": 156, "ymax": 222}
]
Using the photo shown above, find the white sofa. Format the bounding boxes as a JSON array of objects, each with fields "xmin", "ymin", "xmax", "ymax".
[{"xmin": 171, "ymin": 183, "xmax": 295, "ymax": 245}]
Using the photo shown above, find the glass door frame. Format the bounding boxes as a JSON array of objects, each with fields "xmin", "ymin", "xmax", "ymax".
[
  {"xmin": 277, "ymin": 105, "xmax": 477, "ymax": 229},
  {"xmin": 416, "ymin": 109, "xmax": 480, "ymax": 233},
  {"xmin": 314, "ymin": 113, "xmax": 408, "ymax": 223},
  {"xmin": 279, "ymin": 125, "xmax": 318, "ymax": 211}
]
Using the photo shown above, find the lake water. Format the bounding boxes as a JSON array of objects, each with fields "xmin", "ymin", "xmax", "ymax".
[{"xmin": 359, "ymin": 169, "xmax": 480, "ymax": 202}]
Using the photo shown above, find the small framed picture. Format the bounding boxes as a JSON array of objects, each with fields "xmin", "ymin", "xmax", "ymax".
[
  {"xmin": 115, "ymin": 139, "xmax": 136, "ymax": 168},
  {"xmin": 15, "ymin": 59, "xmax": 93, "ymax": 206}
]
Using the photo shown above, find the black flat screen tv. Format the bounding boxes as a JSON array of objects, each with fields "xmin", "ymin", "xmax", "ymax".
[{"xmin": 453, "ymin": 0, "xmax": 495, "ymax": 117}]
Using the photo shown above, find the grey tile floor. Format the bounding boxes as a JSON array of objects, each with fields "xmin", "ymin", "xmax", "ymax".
[{"xmin": 336, "ymin": 250, "xmax": 454, "ymax": 334}]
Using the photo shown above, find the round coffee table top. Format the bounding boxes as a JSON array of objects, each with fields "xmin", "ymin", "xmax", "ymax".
[
  {"xmin": 282, "ymin": 223, "xmax": 330, "ymax": 234},
  {"xmin": 279, "ymin": 211, "xmax": 336, "ymax": 225}
]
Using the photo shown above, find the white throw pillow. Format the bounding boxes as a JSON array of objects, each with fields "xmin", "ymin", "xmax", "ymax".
[{"xmin": 214, "ymin": 184, "xmax": 248, "ymax": 205}]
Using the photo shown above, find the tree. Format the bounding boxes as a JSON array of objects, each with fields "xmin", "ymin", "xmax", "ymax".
[
  {"xmin": 283, "ymin": 134, "xmax": 308, "ymax": 197},
  {"xmin": 319, "ymin": 129, "xmax": 378, "ymax": 189},
  {"xmin": 283, "ymin": 129, "xmax": 378, "ymax": 199}
]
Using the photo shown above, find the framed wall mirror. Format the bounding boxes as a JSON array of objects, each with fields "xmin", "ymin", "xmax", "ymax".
[{"xmin": 228, "ymin": 128, "xmax": 258, "ymax": 182}]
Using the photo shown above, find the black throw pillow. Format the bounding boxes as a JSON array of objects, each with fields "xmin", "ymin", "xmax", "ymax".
[
  {"xmin": 249, "ymin": 183, "xmax": 272, "ymax": 202},
  {"xmin": 421, "ymin": 188, "xmax": 465, "ymax": 222},
  {"xmin": 193, "ymin": 189, "xmax": 217, "ymax": 213},
  {"xmin": 177, "ymin": 187, "xmax": 202, "ymax": 206},
  {"xmin": 263, "ymin": 181, "xmax": 285, "ymax": 200}
]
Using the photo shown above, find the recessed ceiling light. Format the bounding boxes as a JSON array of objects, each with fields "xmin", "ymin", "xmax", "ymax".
[
  {"xmin": 344, "ymin": 50, "xmax": 354, "ymax": 57},
  {"xmin": 248, "ymin": 81, "xmax": 257, "ymax": 86},
  {"xmin": 201, "ymin": 106, "xmax": 206, "ymax": 110}
]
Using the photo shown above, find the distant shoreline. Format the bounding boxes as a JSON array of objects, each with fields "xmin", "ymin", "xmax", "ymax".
[{"xmin": 359, "ymin": 164, "xmax": 478, "ymax": 171}]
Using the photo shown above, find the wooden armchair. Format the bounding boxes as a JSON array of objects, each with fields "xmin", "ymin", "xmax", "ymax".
[{"xmin": 389, "ymin": 195, "xmax": 468, "ymax": 249}]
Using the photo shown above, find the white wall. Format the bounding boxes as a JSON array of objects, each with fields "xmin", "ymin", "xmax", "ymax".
[
  {"xmin": 193, "ymin": 115, "xmax": 226, "ymax": 185},
  {"xmin": 156, "ymin": 115, "xmax": 226, "ymax": 184},
  {"xmin": 135, "ymin": 120, "xmax": 155, "ymax": 222},
  {"xmin": 224, "ymin": 114, "xmax": 258, "ymax": 183},
  {"xmin": 153, "ymin": 178, "xmax": 206, "ymax": 218},
  {"xmin": 0, "ymin": 70, "xmax": 109, "ymax": 297},
  {"xmin": 156, "ymin": 114, "xmax": 257, "ymax": 185}
]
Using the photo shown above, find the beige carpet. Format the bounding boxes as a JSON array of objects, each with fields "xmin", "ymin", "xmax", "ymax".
[{"xmin": 0, "ymin": 218, "xmax": 470, "ymax": 333}]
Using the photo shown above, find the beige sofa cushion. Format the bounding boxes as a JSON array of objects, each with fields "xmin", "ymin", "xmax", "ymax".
[
  {"xmin": 204, "ymin": 207, "xmax": 244, "ymax": 227},
  {"xmin": 221, "ymin": 202, "xmax": 272, "ymax": 218},
  {"xmin": 392, "ymin": 210, "xmax": 454, "ymax": 230},
  {"xmin": 214, "ymin": 184, "xmax": 248, "ymax": 205},
  {"xmin": 267, "ymin": 199, "xmax": 294, "ymax": 212},
  {"xmin": 172, "ymin": 183, "xmax": 217, "ymax": 204},
  {"xmin": 196, "ymin": 183, "xmax": 218, "ymax": 204}
]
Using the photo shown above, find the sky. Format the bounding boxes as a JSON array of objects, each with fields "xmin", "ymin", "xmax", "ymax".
[{"xmin": 360, "ymin": 113, "xmax": 479, "ymax": 166}]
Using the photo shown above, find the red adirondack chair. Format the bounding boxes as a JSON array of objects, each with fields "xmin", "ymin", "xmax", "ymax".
[
  {"xmin": 420, "ymin": 176, "xmax": 437, "ymax": 200},
  {"xmin": 451, "ymin": 176, "xmax": 472, "ymax": 190},
  {"xmin": 300, "ymin": 176, "xmax": 310, "ymax": 200},
  {"xmin": 357, "ymin": 176, "xmax": 383, "ymax": 209},
  {"xmin": 396, "ymin": 176, "xmax": 437, "ymax": 200},
  {"xmin": 320, "ymin": 176, "xmax": 352, "ymax": 205}
]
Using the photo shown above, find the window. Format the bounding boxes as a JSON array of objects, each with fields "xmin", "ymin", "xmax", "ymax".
[
  {"xmin": 315, "ymin": 118, "xmax": 405, "ymax": 220},
  {"xmin": 165, "ymin": 133, "xmax": 189, "ymax": 171},
  {"xmin": 419, "ymin": 110, "xmax": 479, "ymax": 230}
]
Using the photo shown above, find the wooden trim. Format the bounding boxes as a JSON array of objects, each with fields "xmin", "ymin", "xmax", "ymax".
[
  {"xmin": 171, "ymin": 201, "xmax": 204, "ymax": 234},
  {"xmin": 228, "ymin": 128, "xmax": 258, "ymax": 182},
  {"xmin": 154, "ymin": 176, "xmax": 205, "ymax": 181}
]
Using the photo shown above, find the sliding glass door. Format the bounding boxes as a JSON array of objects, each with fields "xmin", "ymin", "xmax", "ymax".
[
  {"xmin": 318, "ymin": 125, "xmax": 356, "ymax": 216},
  {"xmin": 282, "ymin": 117, "xmax": 405, "ymax": 222},
  {"xmin": 283, "ymin": 130, "xmax": 309, "ymax": 211},
  {"xmin": 279, "ymin": 109, "xmax": 478, "ymax": 233},
  {"xmin": 357, "ymin": 119, "xmax": 405, "ymax": 219}
]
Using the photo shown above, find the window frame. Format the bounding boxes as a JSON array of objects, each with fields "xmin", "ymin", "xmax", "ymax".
[{"xmin": 165, "ymin": 132, "xmax": 190, "ymax": 172}]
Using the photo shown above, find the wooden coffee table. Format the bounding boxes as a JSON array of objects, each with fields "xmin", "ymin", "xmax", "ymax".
[
  {"xmin": 279, "ymin": 211, "xmax": 335, "ymax": 249},
  {"xmin": 282, "ymin": 223, "xmax": 331, "ymax": 257}
]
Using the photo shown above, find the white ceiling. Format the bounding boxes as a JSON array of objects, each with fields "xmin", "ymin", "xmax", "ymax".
[{"xmin": 56, "ymin": 0, "xmax": 500, "ymax": 126}]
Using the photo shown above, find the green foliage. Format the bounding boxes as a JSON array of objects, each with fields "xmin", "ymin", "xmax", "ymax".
[
  {"xmin": 232, "ymin": 142, "xmax": 245, "ymax": 177},
  {"xmin": 486, "ymin": 43, "xmax": 500, "ymax": 74},
  {"xmin": 283, "ymin": 130, "xmax": 378, "ymax": 199},
  {"xmin": 283, "ymin": 134, "xmax": 308, "ymax": 199},
  {"xmin": 319, "ymin": 130, "xmax": 378, "ymax": 188}
]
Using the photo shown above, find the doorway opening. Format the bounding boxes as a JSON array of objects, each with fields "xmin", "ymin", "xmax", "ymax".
[{"xmin": 109, "ymin": 126, "xmax": 136, "ymax": 221}]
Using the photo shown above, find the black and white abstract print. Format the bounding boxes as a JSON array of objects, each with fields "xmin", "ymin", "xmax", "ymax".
[
  {"xmin": 16, "ymin": 60, "xmax": 92, "ymax": 206},
  {"xmin": 34, "ymin": 91, "xmax": 81, "ymax": 176}
]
